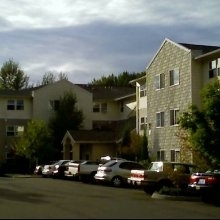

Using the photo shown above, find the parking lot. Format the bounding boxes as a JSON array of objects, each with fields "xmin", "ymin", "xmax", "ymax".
[{"xmin": 0, "ymin": 175, "xmax": 220, "ymax": 219}]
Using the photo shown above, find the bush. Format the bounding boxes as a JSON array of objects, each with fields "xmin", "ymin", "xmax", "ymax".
[{"xmin": 158, "ymin": 186, "xmax": 185, "ymax": 196}]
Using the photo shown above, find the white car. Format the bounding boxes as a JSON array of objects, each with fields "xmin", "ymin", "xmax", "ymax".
[
  {"xmin": 42, "ymin": 160, "xmax": 69, "ymax": 177},
  {"xmin": 94, "ymin": 160, "xmax": 145, "ymax": 187}
]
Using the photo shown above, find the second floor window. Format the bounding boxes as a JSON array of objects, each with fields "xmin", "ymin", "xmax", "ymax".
[
  {"xmin": 6, "ymin": 125, "xmax": 24, "ymax": 136},
  {"xmin": 156, "ymin": 111, "xmax": 164, "ymax": 127},
  {"xmin": 140, "ymin": 83, "xmax": 147, "ymax": 97},
  {"xmin": 169, "ymin": 68, "xmax": 179, "ymax": 86},
  {"xmin": 155, "ymin": 73, "xmax": 165, "ymax": 90},
  {"xmin": 93, "ymin": 103, "xmax": 107, "ymax": 113},
  {"xmin": 49, "ymin": 100, "xmax": 60, "ymax": 111},
  {"xmin": 170, "ymin": 109, "xmax": 179, "ymax": 126},
  {"xmin": 7, "ymin": 99, "xmax": 24, "ymax": 110},
  {"xmin": 209, "ymin": 58, "xmax": 220, "ymax": 78}
]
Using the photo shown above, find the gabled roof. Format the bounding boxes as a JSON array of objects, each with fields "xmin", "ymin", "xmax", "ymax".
[
  {"xmin": 76, "ymin": 84, "xmax": 135, "ymax": 100},
  {"xmin": 179, "ymin": 43, "xmax": 220, "ymax": 54},
  {"xmin": 63, "ymin": 130, "xmax": 120, "ymax": 144},
  {"xmin": 0, "ymin": 88, "xmax": 33, "ymax": 97},
  {"xmin": 146, "ymin": 38, "xmax": 220, "ymax": 71}
]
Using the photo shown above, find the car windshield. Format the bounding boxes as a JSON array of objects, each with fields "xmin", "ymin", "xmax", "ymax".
[{"xmin": 148, "ymin": 162, "xmax": 163, "ymax": 172}]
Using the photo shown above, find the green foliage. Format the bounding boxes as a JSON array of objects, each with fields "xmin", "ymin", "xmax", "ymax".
[
  {"xmin": 0, "ymin": 59, "xmax": 29, "ymax": 90},
  {"xmin": 48, "ymin": 91, "xmax": 84, "ymax": 157},
  {"xmin": 89, "ymin": 71, "xmax": 145, "ymax": 86},
  {"xmin": 139, "ymin": 129, "xmax": 149, "ymax": 161},
  {"xmin": 14, "ymin": 120, "xmax": 54, "ymax": 165},
  {"xmin": 179, "ymin": 79, "xmax": 220, "ymax": 165},
  {"xmin": 121, "ymin": 124, "xmax": 132, "ymax": 146}
]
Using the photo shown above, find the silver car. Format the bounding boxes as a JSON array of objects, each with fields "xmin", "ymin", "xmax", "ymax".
[{"xmin": 94, "ymin": 159, "xmax": 145, "ymax": 187}]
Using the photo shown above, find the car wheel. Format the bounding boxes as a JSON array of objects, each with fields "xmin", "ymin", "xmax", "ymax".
[{"xmin": 111, "ymin": 176, "xmax": 123, "ymax": 187}]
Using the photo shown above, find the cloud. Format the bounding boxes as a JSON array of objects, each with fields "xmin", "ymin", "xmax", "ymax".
[{"xmin": 0, "ymin": 0, "xmax": 220, "ymax": 84}]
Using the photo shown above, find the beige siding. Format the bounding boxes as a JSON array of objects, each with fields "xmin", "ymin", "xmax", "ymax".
[
  {"xmin": 32, "ymin": 80, "xmax": 93, "ymax": 129},
  {"xmin": 146, "ymin": 40, "xmax": 192, "ymax": 161}
]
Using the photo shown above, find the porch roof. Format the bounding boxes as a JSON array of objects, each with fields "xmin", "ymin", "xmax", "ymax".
[{"xmin": 66, "ymin": 130, "xmax": 121, "ymax": 144}]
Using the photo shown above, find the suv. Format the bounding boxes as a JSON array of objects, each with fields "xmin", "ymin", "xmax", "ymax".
[
  {"xmin": 94, "ymin": 160, "xmax": 145, "ymax": 187},
  {"xmin": 128, "ymin": 161, "xmax": 197, "ymax": 193}
]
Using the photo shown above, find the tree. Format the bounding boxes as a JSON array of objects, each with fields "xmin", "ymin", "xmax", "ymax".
[
  {"xmin": 139, "ymin": 128, "xmax": 149, "ymax": 161},
  {"xmin": 179, "ymin": 78, "xmax": 220, "ymax": 166},
  {"xmin": 48, "ymin": 91, "xmax": 84, "ymax": 158},
  {"xmin": 14, "ymin": 120, "xmax": 55, "ymax": 168},
  {"xmin": 89, "ymin": 71, "xmax": 145, "ymax": 87},
  {"xmin": 0, "ymin": 59, "xmax": 29, "ymax": 90},
  {"xmin": 41, "ymin": 71, "xmax": 68, "ymax": 85}
]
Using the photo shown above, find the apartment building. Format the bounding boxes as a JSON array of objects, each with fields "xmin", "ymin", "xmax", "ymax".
[
  {"xmin": 131, "ymin": 38, "xmax": 220, "ymax": 163},
  {"xmin": 0, "ymin": 79, "xmax": 136, "ymax": 164},
  {"xmin": 61, "ymin": 85, "xmax": 136, "ymax": 161}
]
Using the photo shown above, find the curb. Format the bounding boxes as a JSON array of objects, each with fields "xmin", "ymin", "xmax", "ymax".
[
  {"xmin": 4, "ymin": 174, "xmax": 41, "ymax": 178},
  {"xmin": 151, "ymin": 192, "xmax": 201, "ymax": 201}
]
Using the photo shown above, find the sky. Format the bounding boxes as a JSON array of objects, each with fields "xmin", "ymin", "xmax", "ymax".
[{"xmin": 0, "ymin": 0, "xmax": 220, "ymax": 85}]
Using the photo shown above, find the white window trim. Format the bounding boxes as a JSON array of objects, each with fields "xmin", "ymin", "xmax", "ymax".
[
  {"xmin": 156, "ymin": 111, "xmax": 164, "ymax": 127},
  {"xmin": 169, "ymin": 68, "xmax": 180, "ymax": 86},
  {"xmin": 170, "ymin": 108, "xmax": 180, "ymax": 126}
]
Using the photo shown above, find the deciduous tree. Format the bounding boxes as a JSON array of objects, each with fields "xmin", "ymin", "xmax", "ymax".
[
  {"xmin": 0, "ymin": 59, "xmax": 29, "ymax": 90},
  {"xmin": 179, "ymin": 78, "xmax": 220, "ymax": 166}
]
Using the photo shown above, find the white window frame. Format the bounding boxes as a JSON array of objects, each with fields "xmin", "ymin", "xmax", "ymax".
[
  {"xmin": 157, "ymin": 150, "xmax": 165, "ymax": 161},
  {"xmin": 169, "ymin": 68, "xmax": 179, "ymax": 86},
  {"xmin": 209, "ymin": 58, "xmax": 220, "ymax": 78},
  {"xmin": 49, "ymin": 100, "xmax": 60, "ymax": 111},
  {"xmin": 170, "ymin": 108, "xmax": 180, "ymax": 126},
  {"xmin": 6, "ymin": 125, "xmax": 24, "ymax": 137},
  {"xmin": 140, "ymin": 83, "xmax": 147, "ymax": 97},
  {"xmin": 140, "ymin": 116, "xmax": 147, "ymax": 130},
  {"xmin": 93, "ymin": 103, "xmax": 107, "ymax": 113},
  {"xmin": 156, "ymin": 112, "xmax": 164, "ymax": 127},
  {"xmin": 7, "ymin": 99, "xmax": 24, "ymax": 110},
  {"xmin": 170, "ymin": 149, "xmax": 180, "ymax": 162},
  {"xmin": 155, "ymin": 73, "xmax": 165, "ymax": 90}
]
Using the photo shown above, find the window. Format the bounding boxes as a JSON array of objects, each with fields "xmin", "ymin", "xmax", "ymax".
[
  {"xmin": 155, "ymin": 73, "xmax": 165, "ymax": 90},
  {"xmin": 6, "ymin": 125, "xmax": 24, "ymax": 136},
  {"xmin": 209, "ymin": 58, "xmax": 220, "ymax": 78},
  {"xmin": 170, "ymin": 109, "xmax": 179, "ymax": 126},
  {"xmin": 93, "ymin": 103, "xmax": 100, "ymax": 112},
  {"xmin": 170, "ymin": 150, "xmax": 180, "ymax": 162},
  {"xmin": 93, "ymin": 103, "xmax": 107, "ymax": 113},
  {"xmin": 169, "ymin": 68, "xmax": 179, "ymax": 86},
  {"xmin": 7, "ymin": 99, "xmax": 24, "ymax": 110},
  {"xmin": 101, "ymin": 103, "xmax": 107, "ymax": 113},
  {"xmin": 49, "ymin": 100, "xmax": 60, "ymax": 111},
  {"xmin": 140, "ymin": 116, "xmax": 147, "ymax": 130},
  {"xmin": 156, "ymin": 112, "xmax": 164, "ymax": 127},
  {"xmin": 140, "ymin": 83, "xmax": 147, "ymax": 97},
  {"xmin": 157, "ymin": 150, "xmax": 165, "ymax": 161}
]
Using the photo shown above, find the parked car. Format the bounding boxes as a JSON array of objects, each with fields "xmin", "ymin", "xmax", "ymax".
[
  {"xmin": 40, "ymin": 161, "xmax": 58, "ymax": 177},
  {"xmin": 42, "ymin": 160, "xmax": 69, "ymax": 177},
  {"xmin": 64, "ymin": 160, "xmax": 86, "ymax": 179},
  {"xmin": 52, "ymin": 160, "xmax": 73, "ymax": 179},
  {"xmin": 188, "ymin": 165, "xmax": 220, "ymax": 204},
  {"xmin": 77, "ymin": 160, "xmax": 101, "ymax": 182},
  {"xmin": 33, "ymin": 165, "xmax": 44, "ymax": 175},
  {"xmin": 94, "ymin": 159, "xmax": 145, "ymax": 187}
]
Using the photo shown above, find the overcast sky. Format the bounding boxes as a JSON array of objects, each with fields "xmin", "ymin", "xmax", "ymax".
[{"xmin": 0, "ymin": 0, "xmax": 220, "ymax": 85}]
